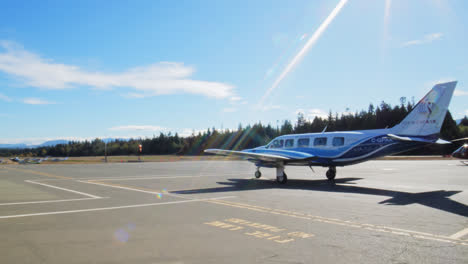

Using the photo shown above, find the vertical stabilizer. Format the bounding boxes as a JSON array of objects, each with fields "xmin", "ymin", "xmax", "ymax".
[{"xmin": 390, "ymin": 81, "xmax": 457, "ymax": 136}]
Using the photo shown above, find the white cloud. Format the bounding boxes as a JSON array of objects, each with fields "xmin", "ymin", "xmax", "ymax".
[
  {"xmin": 108, "ymin": 125, "xmax": 167, "ymax": 132},
  {"xmin": 0, "ymin": 93, "xmax": 12, "ymax": 102},
  {"xmin": 402, "ymin": 33, "xmax": 443, "ymax": 47},
  {"xmin": 222, "ymin": 107, "xmax": 237, "ymax": 113},
  {"xmin": 0, "ymin": 41, "xmax": 234, "ymax": 99},
  {"xmin": 229, "ymin": 96, "xmax": 242, "ymax": 102},
  {"xmin": 295, "ymin": 108, "xmax": 329, "ymax": 119},
  {"xmin": 22, "ymin": 97, "xmax": 55, "ymax": 105},
  {"xmin": 454, "ymin": 89, "xmax": 468, "ymax": 96},
  {"xmin": 227, "ymin": 96, "xmax": 247, "ymax": 107},
  {"xmin": 177, "ymin": 128, "xmax": 208, "ymax": 137},
  {"xmin": 261, "ymin": 105, "xmax": 282, "ymax": 111}
]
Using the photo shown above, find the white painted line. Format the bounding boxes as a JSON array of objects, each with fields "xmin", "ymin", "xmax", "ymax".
[
  {"xmin": 79, "ymin": 180, "xmax": 164, "ymax": 195},
  {"xmin": 25, "ymin": 180, "xmax": 102, "ymax": 199},
  {"xmin": 77, "ymin": 173, "xmax": 251, "ymax": 181},
  {"xmin": 0, "ymin": 197, "xmax": 107, "ymax": 206},
  {"xmin": 449, "ymin": 228, "xmax": 468, "ymax": 239},
  {"xmin": 83, "ymin": 175, "xmax": 222, "ymax": 181},
  {"xmin": 0, "ymin": 196, "xmax": 236, "ymax": 219},
  {"xmin": 28, "ymin": 173, "xmax": 252, "ymax": 182},
  {"xmin": 78, "ymin": 180, "xmax": 193, "ymax": 200}
]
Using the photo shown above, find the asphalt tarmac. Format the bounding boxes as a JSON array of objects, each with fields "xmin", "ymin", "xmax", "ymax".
[{"xmin": 0, "ymin": 160, "xmax": 467, "ymax": 263}]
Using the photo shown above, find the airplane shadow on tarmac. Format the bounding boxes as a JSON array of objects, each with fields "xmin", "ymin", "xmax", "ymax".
[{"xmin": 172, "ymin": 177, "xmax": 468, "ymax": 217}]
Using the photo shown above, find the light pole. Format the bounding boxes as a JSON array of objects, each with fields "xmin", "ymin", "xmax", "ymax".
[{"xmin": 104, "ymin": 141, "xmax": 108, "ymax": 163}]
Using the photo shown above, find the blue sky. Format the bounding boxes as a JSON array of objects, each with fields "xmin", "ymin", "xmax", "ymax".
[{"xmin": 0, "ymin": 0, "xmax": 467, "ymax": 144}]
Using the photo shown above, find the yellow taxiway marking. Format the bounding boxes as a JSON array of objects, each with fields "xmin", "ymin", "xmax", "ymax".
[
  {"xmin": 1, "ymin": 166, "xmax": 72, "ymax": 180},
  {"xmin": 204, "ymin": 218, "xmax": 313, "ymax": 244},
  {"xmin": 205, "ymin": 199, "xmax": 468, "ymax": 247}
]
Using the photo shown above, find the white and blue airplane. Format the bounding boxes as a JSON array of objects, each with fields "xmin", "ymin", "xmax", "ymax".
[{"xmin": 205, "ymin": 81, "xmax": 457, "ymax": 184}]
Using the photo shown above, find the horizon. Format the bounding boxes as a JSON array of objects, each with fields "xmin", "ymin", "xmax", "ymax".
[{"xmin": 1, "ymin": 1, "xmax": 467, "ymax": 145}]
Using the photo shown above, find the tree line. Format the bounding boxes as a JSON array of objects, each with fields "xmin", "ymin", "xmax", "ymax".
[{"xmin": 1, "ymin": 100, "xmax": 468, "ymax": 157}]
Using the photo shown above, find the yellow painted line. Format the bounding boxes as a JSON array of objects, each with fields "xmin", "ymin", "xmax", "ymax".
[
  {"xmin": 1, "ymin": 166, "xmax": 72, "ymax": 180},
  {"xmin": 204, "ymin": 218, "xmax": 313, "ymax": 244},
  {"xmin": 206, "ymin": 199, "xmax": 468, "ymax": 247}
]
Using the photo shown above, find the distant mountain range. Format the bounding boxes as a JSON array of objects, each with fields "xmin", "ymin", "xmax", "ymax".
[
  {"xmin": 0, "ymin": 138, "xmax": 127, "ymax": 149},
  {"xmin": 0, "ymin": 140, "xmax": 69, "ymax": 149}
]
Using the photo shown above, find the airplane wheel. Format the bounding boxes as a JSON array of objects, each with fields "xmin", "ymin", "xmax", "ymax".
[
  {"xmin": 326, "ymin": 167, "xmax": 336, "ymax": 180},
  {"xmin": 254, "ymin": 171, "xmax": 262, "ymax": 178},
  {"xmin": 276, "ymin": 173, "xmax": 287, "ymax": 184}
]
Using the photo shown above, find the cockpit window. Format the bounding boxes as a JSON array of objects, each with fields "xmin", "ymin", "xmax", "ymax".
[
  {"xmin": 297, "ymin": 138, "xmax": 310, "ymax": 147},
  {"xmin": 332, "ymin": 137, "xmax": 345, "ymax": 146},
  {"xmin": 285, "ymin": 139, "xmax": 294, "ymax": 148},
  {"xmin": 269, "ymin": 139, "xmax": 284, "ymax": 149},
  {"xmin": 314, "ymin": 137, "xmax": 327, "ymax": 146}
]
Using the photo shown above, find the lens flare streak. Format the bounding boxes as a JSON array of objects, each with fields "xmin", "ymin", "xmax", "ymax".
[{"xmin": 259, "ymin": 0, "xmax": 349, "ymax": 107}]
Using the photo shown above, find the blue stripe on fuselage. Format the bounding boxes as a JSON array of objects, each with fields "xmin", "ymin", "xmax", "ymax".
[{"xmin": 246, "ymin": 134, "xmax": 433, "ymax": 167}]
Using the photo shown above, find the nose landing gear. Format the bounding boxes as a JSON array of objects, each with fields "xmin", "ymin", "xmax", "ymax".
[{"xmin": 254, "ymin": 168, "xmax": 262, "ymax": 178}]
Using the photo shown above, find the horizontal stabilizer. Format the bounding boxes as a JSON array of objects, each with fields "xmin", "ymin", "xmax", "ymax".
[
  {"xmin": 452, "ymin": 137, "xmax": 468, "ymax": 142},
  {"xmin": 387, "ymin": 134, "xmax": 450, "ymax": 144}
]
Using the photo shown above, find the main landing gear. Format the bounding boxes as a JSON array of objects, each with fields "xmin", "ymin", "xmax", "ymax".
[
  {"xmin": 326, "ymin": 166, "xmax": 336, "ymax": 181},
  {"xmin": 276, "ymin": 165, "xmax": 287, "ymax": 184},
  {"xmin": 253, "ymin": 166, "xmax": 287, "ymax": 184}
]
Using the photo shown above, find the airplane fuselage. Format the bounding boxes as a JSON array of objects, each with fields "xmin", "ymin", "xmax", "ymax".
[{"xmin": 245, "ymin": 129, "xmax": 429, "ymax": 168}]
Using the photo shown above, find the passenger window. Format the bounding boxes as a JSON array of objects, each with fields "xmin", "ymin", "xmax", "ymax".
[
  {"xmin": 314, "ymin": 137, "xmax": 327, "ymax": 146},
  {"xmin": 270, "ymin": 139, "xmax": 284, "ymax": 149},
  {"xmin": 285, "ymin": 139, "xmax": 294, "ymax": 148},
  {"xmin": 297, "ymin": 138, "xmax": 310, "ymax": 147},
  {"xmin": 332, "ymin": 137, "xmax": 345, "ymax": 146}
]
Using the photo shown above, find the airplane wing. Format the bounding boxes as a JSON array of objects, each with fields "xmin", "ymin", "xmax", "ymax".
[{"xmin": 204, "ymin": 148, "xmax": 314, "ymax": 163}]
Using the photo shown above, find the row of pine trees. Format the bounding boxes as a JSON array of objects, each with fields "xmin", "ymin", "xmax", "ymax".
[{"xmin": 2, "ymin": 100, "xmax": 468, "ymax": 157}]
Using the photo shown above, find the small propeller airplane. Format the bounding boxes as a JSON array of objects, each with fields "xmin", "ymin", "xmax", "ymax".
[
  {"xmin": 10, "ymin": 157, "xmax": 48, "ymax": 164},
  {"xmin": 451, "ymin": 138, "xmax": 468, "ymax": 165},
  {"xmin": 205, "ymin": 81, "xmax": 457, "ymax": 183},
  {"xmin": 9, "ymin": 156, "xmax": 68, "ymax": 164}
]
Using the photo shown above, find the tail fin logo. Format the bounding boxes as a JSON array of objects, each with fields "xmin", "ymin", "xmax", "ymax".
[{"xmin": 416, "ymin": 90, "xmax": 441, "ymax": 116}]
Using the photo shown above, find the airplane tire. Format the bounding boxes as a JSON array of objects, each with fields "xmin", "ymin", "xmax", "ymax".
[
  {"xmin": 326, "ymin": 168, "xmax": 336, "ymax": 180},
  {"xmin": 255, "ymin": 171, "xmax": 262, "ymax": 178},
  {"xmin": 276, "ymin": 173, "xmax": 287, "ymax": 184}
]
